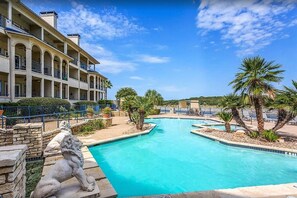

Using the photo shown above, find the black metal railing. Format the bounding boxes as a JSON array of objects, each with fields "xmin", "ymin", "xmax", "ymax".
[
  {"xmin": 70, "ymin": 58, "xmax": 78, "ymax": 65},
  {"xmin": 44, "ymin": 65, "xmax": 52, "ymax": 76},
  {"xmin": 80, "ymin": 62, "xmax": 87, "ymax": 70},
  {"xmin": 32, "ymin": 60, "xmax": 41, "ymax": 73},
  {"xmin": 62, "ymin": 73, "xmax": 68, "ymax": 81},
  {"xmin": 54, "ymin": 69, "xmax": 60, "ymax": 78}
]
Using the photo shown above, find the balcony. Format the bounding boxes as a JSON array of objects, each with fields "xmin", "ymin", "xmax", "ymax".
[
  {"xmin": 62, "ymin": 73, "xmax": 68, "ymax": 81},
  {"xmin": 54, "ymin": 69, "xmax": 60, "ymax": 79},
  {"xmin": 80, "ymin": 62, "xmax": 87, "ymax": 70},
  {"xmin": 44, "ymin": 66, "xmax": 52, "ymax": 76},
  {"xmin": 32, "ymin": 60, "xmax": 41, "ymax": 73},
  {"xmin": 70, "ymin": 58, "xmax": 78, "ymax": 65},
  {"xmin": 90, "ymin": 82, "xmax": 94, "ymax": 88}
]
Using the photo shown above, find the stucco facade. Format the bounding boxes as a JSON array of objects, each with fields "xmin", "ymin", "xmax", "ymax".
[{"xmin": 0, "ymin": 0, "xmax": 107, "ymax": 104}]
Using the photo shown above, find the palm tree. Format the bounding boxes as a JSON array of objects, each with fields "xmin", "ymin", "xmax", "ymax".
[
  {"xmin": 132, "ymin": 96, "xmax": 153, "ymax": 130},
  {"xmin": 271, "ymin": 81, "xmax": 297, "ymax": 132},
  {"xmin": 217, "ymin": 111, "xmax": 233, "ymax": 133},
  {"xmin": 115, "ymin": 87, "xmax": 137, "ymax": 110},
  {"xmin": 230, "ymin": 56, "xmax": 284, "ymax": 133},
  {"xmin": 219, "ymin": 94, "xmax": 252, "ymax": 134},
  {"xmin": 145, "ymin": 89, "xmax": 164, "ymax": 106}
]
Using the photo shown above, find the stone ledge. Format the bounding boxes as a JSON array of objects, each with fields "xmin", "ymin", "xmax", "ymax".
[
  {"xmin": 191, "ymin": 130, "xmax": 297, "ymax": 155},
  {"xmin": 0, "ymin": 145, "xmax": 27, "ymax": 167},
  {"xmin": 86, "ymin": 124, "xmax": 157, "ymax": 147}
]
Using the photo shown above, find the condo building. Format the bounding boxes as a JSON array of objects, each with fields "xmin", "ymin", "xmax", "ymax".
[{"xmin": 0, "ymin": 0, "xmax": 108, "ymax": 104}]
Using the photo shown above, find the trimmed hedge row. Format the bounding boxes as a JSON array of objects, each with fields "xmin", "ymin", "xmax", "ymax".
[
  {"xmin": 74, "ymin": 101, "xmax": 97, "ymax": 106},
  {"xmin": 17, "ymin": 97, "xmax": 71, "ymax": 115}
]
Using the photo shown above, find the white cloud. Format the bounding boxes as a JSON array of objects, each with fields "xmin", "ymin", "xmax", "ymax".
[
  {"xmin": 58, "ymin": 1, "xmax": 144, "ymax": 40},
  {"xmin": 129, "ymin": 76, "xmax": 144, "ymax": 80},
  {"xmin": 96, "ymin": 59, "xmax": 136, "ymax": 74},
  {"xmin": 136, "ymin": 54, "xmax": 170, "ymax": 63},
  {"xmin": 196, "ymin": 0, "xmax": 297, "ymax": 55}
]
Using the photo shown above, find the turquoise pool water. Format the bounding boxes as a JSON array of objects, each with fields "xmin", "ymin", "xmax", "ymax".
[{"xmin": 89, "ymin": 118, "xmax": 297, "ymax": 197}]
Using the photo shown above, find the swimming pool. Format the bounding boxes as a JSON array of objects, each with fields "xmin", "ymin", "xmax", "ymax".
[
  {"xmin": 203, "ymin": 124, "xmax": 243, "ymax": 131},
  {"xmin": 89, "ymin": 118, "xmax": 297, "ymax": 197}
]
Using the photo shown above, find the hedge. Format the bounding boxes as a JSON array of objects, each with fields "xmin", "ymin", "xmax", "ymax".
[
  {"xmin": 98, "ymin": 100, "xmax": 113, "ymax": 105},
  {"xmin": 17, "ymin": 97, "xmax": 71, "ymax": 116},
  {"xmin": 74, "ymin": 101, "xmax": 97, "ymax": 106}
]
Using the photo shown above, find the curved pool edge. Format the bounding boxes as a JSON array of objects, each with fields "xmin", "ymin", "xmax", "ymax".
[
  {"xmin": 191, "ymin": 130, "xmax": 297, "ymax": 156},
  {"xmin": 143, "ymin": 182, "xmax": 297, "ymax": 198},
  {"xmin": 85, "ymin": 123, "xmax": 157, "ymax": 147}
]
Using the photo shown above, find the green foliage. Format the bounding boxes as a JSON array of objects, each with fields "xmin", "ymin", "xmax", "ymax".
[
  {"xmin": 78, "ymin": 119, "xmax": 105, "ymax": 136},
  {"xmin": 115, "ymin": 87, "xmax": 137, "ymax": 100},
  {"xmin": 86, "ymin": 107, "xmax": 94, "ymax": 114},
  {"xmin": 74, "ymin": 101, "xmax": 97, "ymax": 106},
  {"xmin": 163, "ymin": 96, "xmax": 225, "ymax": 106},
  {"xmin": 0, "ymin": 102, "xmax": 18, "ymax": 107},
  {"xmin": 103, "ymin": 79, "xmax": 113, "ymax": 89},
  {"xmin": 149, "ymin": 109, "xmax": 161, "ymax": 115},
  {"xmin": 102, "ymin": 107, "xmax": 112, "ymax": 114},
  {"xmin": 262, "ymin": 130, "xmax": 279, "ymax": 142},
  {"xmin": 17, "ymin": 97, "xmax": 70, "ymax": 115},
  {"xmin": 26, "ymin": 160, "xmax": 43, "ymax": 197},
  {"xmin": 145, "ymin": 89, "xmax": 164, "ymax": 106},
  {"xmin": 98, "ymin": 100, "xmax": 113, "ymax": 105},
  {"xmin": 249, "ymin": 131, "xmax": 259, "ymax": 139},
  {"xmin": 217, "ymin": 111, "xmax": 233, "ymax": 122}
]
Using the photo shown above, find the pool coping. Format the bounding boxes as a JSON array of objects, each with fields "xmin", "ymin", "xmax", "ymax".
[
  {"xmin": 85, "ymin": 123, "xmax": 157, "ymax": 147},
  {"xmin": 191, "ymin": 129, "xmax": 297, "ymax": 156}
]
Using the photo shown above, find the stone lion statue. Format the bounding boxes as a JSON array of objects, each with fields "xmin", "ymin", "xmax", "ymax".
[
  {"xmin": 31, "ymin": 135, "xmax": 96, "ymax": 198},
  {"xmin": 44, "ymin": 120, "xmax": 72, "ymax": 157}
]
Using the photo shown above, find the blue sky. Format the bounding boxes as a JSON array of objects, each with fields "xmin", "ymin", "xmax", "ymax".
[{"xmin": 23, "ymin": 0, "xmax": 297, "ymax": 100}]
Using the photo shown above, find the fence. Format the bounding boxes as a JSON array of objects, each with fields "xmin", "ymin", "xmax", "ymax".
[
  {"xmin": 159, "ymin": 106, "xmax": 223, "ymax": 116},
  {"xmin": 0, "ymin": 104, "xmax": 102, "ymax": 131}
]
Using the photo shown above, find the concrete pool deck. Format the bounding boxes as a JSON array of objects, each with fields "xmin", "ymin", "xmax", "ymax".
[{"xmin": 77, "ymin": 115, "xmax": 297, "ymax": 198}]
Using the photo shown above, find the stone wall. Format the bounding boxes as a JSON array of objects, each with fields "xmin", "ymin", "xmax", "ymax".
[
  {"xmin": 42, "ymin": 128, "xmax": 60, "ymax": 151},
  {"xmin": 0, "ymin": 128, "xmax": 13, "ymax": 146},
  {"xmin": 13, "ymin": 123, "xmax": 43, "ymax": 159},
  {"xmin": 0, "ymin": 145, "xmax": 27, "ymax": 198}
]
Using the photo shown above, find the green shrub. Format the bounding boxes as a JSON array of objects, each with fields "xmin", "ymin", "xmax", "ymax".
[
  {"xmin": 98, "ymin": 100, "xmax": 113, "ymax": 105},
  {"xmin": 17, "ymin": 97, "xmax": 70, "ymax": 115},
  {"xmin": 149, "ymin": 109, "xmax": 161, "ymax": 115},
  {"xmin": 102, "ymin": 107, "xmax": 112, "ymax": 114},
  {"xmin": 87, "ymin": 107, "xmax": 94, "ymax": 115},
  {"xmin": 78, "ymin": 119, "xmax": 105, "ymax": 136},
  {"xmin": 74, "ymin": 101, "xmax": 97, "ymax": 106},
  {"xmin": 249, "ymin": 131, "xmax": 259, "ymax": 139},
  {"xmin": 262, "ymin": 130, "xmax": 279, "ymax": 142}
]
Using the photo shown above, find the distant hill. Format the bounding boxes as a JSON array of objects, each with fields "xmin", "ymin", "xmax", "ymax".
[{"xmin": 163, "ymin": 96, "xmax": 223, "ymax": 106}]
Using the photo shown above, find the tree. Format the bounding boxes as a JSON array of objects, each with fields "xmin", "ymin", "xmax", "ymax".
[
  {"xmin": 145, "ymin": 89, "xmax": 164, "ymax": 106},
  {"xmin": 230, "ymin": 56, "xmax": 284, "ymax": 133},
  {"xmin": 270, "ymin": 81, "xmax": 297, "ymax": 131},
  {"xmin": 217, "ymin": 111, "xmax": 233, "ymax": 133},
  {"xmin": 132, "ymin": 96, "xmax": 153, "ymax": 130},
  {"xmin": 103, "ymin": 79, "xmax": 113, "ymax": 89},
  {"xmin": 219, "ymin": 94, "xmax": 252, "ymax": 134},
  {"xmin": 115, "ymin": 87, "xmax": 137, "ymax": 109}
]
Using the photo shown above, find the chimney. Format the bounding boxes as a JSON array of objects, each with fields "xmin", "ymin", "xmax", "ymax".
[
  {"xmin": 40, "ymin": 11, "xmax": 58, "ymax": 29},
  {"xmin": 67, "ymin": 34, "xmax": 81, "ymax": 46}
]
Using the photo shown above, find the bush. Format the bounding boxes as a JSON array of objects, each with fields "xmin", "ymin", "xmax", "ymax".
[
  {"xmin": 262, "ymin": 130, "xmax": 279, "ymax": 142},
  {"xmin": 249, "ymin": 131, "xmax": 259, "ymax": 139},
  {"xmin": 102, "ymin": 107, "xmax": 112, "ymax": 114},
  {"xmin": 78, "ymin": 119, "xmax": 105, "ymax": 136},
  {"xmin": 87, "ymin": 107, "xmax": 94, "ymax": 115},
  {"xmin": 17, "ymin": 97, "xmax": 70, "ymax": 116},
  {"xmin": 98, "ymin": 100, "xmax": 113, "ymax": 105},
  {"xmin": 149, "ymin": 109, "xmax": 160, "ymax": 115},
  {"xmin": 74, "ymin": 101, "xmax": 97, "ymax": 106}
]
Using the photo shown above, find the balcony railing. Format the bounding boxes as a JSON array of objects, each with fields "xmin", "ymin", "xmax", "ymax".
[
  {"xmin": 15, "ymin": 93, "xmax": 26, "ymax": 98},
  {"xmin": 62, "ymin": 73, "xmax": 68, "ymax": 81},
  {"xmin": 32, "ymin": 60, "xmax": 41, "ymax": 73},
  {"xmin": 0, "ymin": 49, "xmax": 8, "ymax": 58},
  {"xmin": 80, "ymin": 62, "xmax": 87, "ymax": 70},
  {"xmin": 54, "ymin": 69, "xmax": 60, "ymax": 79},
  {"xmin": 44, "ymin": 65, "xmax": 52, "ymax": 76},
  {"xmin": 80, "ymin": 78, "xmax": 87, "ymax": 83},
  {"xmin": 70, "ymin": 58, "xmax": 78, "ymax": 65}
]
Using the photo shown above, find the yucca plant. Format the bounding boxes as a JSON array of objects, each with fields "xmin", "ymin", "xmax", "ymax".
[{"xmin": 217, "ymin": 111, "xmax": 233, "ymax": 133}]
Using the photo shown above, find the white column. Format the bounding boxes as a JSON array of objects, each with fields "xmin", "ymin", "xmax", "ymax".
[
  {"xmin": 40, "ymin": 51, "xmax": 44, "ymax": 75},
  {"xmin": 59, "ymin": 60, "xmax": 62, "ymax": 79},
  {"xmin": 26, "ymin": 47, "xmax": 32, "ymax": 98},
  {"xmin": 8, "ymin": 1, "xmax": 12, "ymax": 20},
  {"xmin": 51, "ymin": 81, "xmax": 54, "ymax": 98},
  {"xmin": 9, "ymin": 41, "xmax": 15, "ymax": 101},
  {"xmin": 40, "ymin": 78, "xmax": 44, "ymax": 97},
  {"xmin": 93, "ymin": 90, "xmax": 96, "ymax": 102},
  {"xmin": 60, "ymin": 82, "xmax": 62, "ymax": 98},
  {"xmin": 64, "ymin": 42, "xmax": 67, "ymax": 54},
  {"xmin": 51, "ymin": 56, "xmax": 54, "ymax": 77},
  {"xmin": 41, "ymin": 28, "xmax": 44, "ymax": 41}
]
